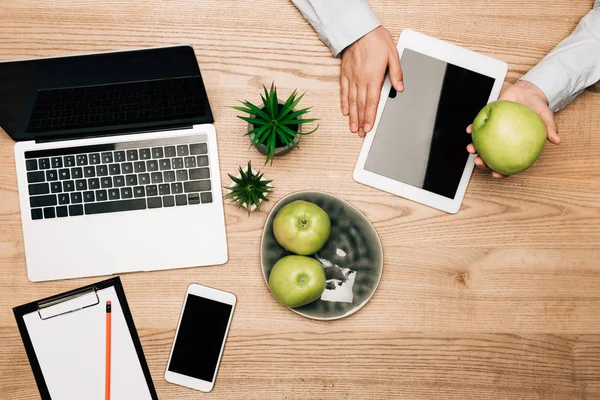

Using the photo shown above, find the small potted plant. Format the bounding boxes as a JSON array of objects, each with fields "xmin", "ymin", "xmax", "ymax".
[
  {"xmin": 224, "ymin": 161, "xmax": 273, "ymax": 214},
  {"xmin": 232, "ymin": 83, "xmax": 319, "ymax": 164}
]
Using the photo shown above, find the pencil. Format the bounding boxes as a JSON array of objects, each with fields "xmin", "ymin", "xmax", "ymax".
[{"xmin": 105, "ymin": 301, "xmax": 112, "ymax": 400}]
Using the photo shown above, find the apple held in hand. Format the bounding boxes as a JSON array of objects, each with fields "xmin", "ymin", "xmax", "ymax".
[
  {"xmin": 472, "ymin": 100, "xmax": 547, "ymax": 176},
  {"xmin": 273, "ymin": 200, "xmax": 331, "ymax": 255},
  {"xmin": 268, "ymin": 255, "xmax": 326, "ymax": 308}
]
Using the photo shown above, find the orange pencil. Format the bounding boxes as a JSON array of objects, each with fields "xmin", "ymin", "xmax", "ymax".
[{"xmin": 105, "ymin": 301, "xmax": 112, "ymax": 400}]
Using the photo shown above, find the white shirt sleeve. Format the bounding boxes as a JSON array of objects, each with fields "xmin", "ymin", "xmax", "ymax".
[
  {"xmin": 521, "ymin": 1, "xmax": 600, "ymax": 112},
  {"xmin": 291, "ymin": 0, "xmax": 381, "ymax": 57}
]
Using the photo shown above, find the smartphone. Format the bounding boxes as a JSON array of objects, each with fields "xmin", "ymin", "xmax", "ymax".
[{"xmin": 164, "ymin": 284, "xmax": 236, "ymax": 392}]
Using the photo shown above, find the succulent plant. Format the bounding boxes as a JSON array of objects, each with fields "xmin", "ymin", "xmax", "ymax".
[
  {"xmin": 225, "ymin": 161, "xmax": 273, "ymax": 214},
  {"xmin": 232, "ymin": 83, "xmax": 319, "ymax": 164}
]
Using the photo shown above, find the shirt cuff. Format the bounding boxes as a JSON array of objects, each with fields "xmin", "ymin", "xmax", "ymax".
[
  {"xmin": 324, "ymin": 3, "xmax": 381, "ymax": 57},
  {"xmin": 520, "ymin": 63, "xmax": 579, "ymax": 113}
]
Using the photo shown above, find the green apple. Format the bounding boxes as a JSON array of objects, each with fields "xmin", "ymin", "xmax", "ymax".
[
  {"xmin": 273, "ymin": 200, "xmax": 331, "ymax": 255},
  {"xmin": 472, "ymin": 100, "xmax": 547, "ymax": 176},
  {"xmin": 268, "ymin": 255, "xmax": 326, "ymax": 308}
]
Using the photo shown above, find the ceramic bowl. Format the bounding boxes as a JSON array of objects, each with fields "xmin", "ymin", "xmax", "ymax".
[{"xmin": 260, "ymin": 191, "xmax": 383, "ymax": 320}]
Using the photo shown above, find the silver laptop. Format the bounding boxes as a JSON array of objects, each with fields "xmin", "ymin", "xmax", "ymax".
[{"xmin": 2, "ymin": 46, "xmax": 228, "ymax": 281}]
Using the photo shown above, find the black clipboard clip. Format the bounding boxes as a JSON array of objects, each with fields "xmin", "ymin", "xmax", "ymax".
[{"xmin": 37, "ymin": 286, "xmax": 100, "ymax": 320}]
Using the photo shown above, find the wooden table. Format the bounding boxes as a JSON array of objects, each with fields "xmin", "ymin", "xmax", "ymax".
[{"xmin": 1, "ymin": 1, "xmax": 599, "ymax": 399}]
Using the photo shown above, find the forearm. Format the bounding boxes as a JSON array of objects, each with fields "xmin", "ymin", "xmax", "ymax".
[
  {"xmin": 521, "ymin": 3, "xmax": 600, "ymax": 112},
  {"xmin": 291, "ymin": 0, "xmax": 381, "ymax": 57}
]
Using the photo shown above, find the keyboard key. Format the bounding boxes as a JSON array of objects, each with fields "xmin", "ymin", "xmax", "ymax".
[
  {"xmin": 63, "ymin": 155, "xmax": 75, "ymax": 167},
  {"xmin": 84, "ymin": 166, "xmax": 96, "ymax": 177},
  {"xmin": 39, "ymin": 158, "xmax": 51, "ymax": 169},
  {"xmin": 114, "ymin": 151, "xmax": 126, "ymax": 162},
  {"xmin": 70, "ymin": 192, "xmax": 82, "ymax": 204},
  {"xmin": 101, "ymin": 152, "xmax": 114, "ymax": 163},
  {"xmin": 175, "ymin": 194, "xmax": 187, "ymax": 206},
  {"xmin": 51, "ymin": 157, "xmax": 63, "ymax": 168},
  {"xmin": 134, "ymin": 161, "xmax": 146, "ymax": 173},
  {"xmin": 108, "ymin": 189, "xmax": 120, "ymax": 200},
  {"xmin": 146, "ymin": 185, "xmax": 158, "ymax": 197},
  {"xmin": 46, "ymin": 170, "xmax": 58, "ymax": 181},
  {"xmin": 96, "ymin": 165, "xmax": 109, "ymax": 176},
  {"xmin": 122, "ymin": 162, "xmax": 133, "ymax": 174},
  {"xmin": 89, "ymin": 153, "xmax": 101, "ymax": 165},
  {"xmin": 177, "ymin": 145, "xmax": 189, "ymax": 156},
  {"xmin": 83, "ymin": 191, "xmax": 95, "ymax": 202},
  {"xmin": 85, "ymin": 199, "xmax": 146, "ymax": 215},
  {"xmin": 190, "ymin": 143, "xmax": 208, "ymax": 155},
  {"xmin": 126, "ymin": 175, "xmax": 138, "ymax": 186},
  {"xmin": 147, "ymin": 197, "xmax": 162, "ymax": 209},
  {"xmin": 109, "ymin": 163, "xmax": 121, "ymax": 175},
  {"xmin": 63, "ymin": 180, "xmax": 75, "ymax": 192},
  {"xmin": 96, "ymin": 189, "xmax": 108, "ymax": 201},
  {"xmin": 31, "ymin": 208, "xmax": 43, "ymax": 220},
  {"xmin": 114, "ymin": 175, "xmax": 125, "ymax": 187},
  {"xmin": 159, "ymin": 159, "xmax": 171, "ymax": 170},
  {"xmin": 56, "ymin": 206, "xmax": 68, "ymax": 218},
  {"xmin": 69, "ymin": 204, "xmax": 84, "ymax": 216},
  {"xmin": 171, "ymin": 157, "xmax": 183, "ymax": 169},
  {"xmin": 27, "ymin": 171, "xmax": 45, "ymax": 183},
  {"xmin": 26, "ymin": 159, "xmax": 38, "ymax": 171},
  {"xmin": 164, "ymin": 146, "xmax": 176, "ymax": 157},
  {"xmin": 158, "ymin": 184, "xmax": 170, "ymax": 195},
  {"xmin": 30, "ymin": 194, "xmax": 57, "ymax": 208},
  {"xmin": 151, "ymin": 147, "xmax": 164, "ymax": 159},
  {"xmin": 133, "ymin": 186, "xmax": 145, "ymax": 198},
  {"xmin": 101, "ymin": 177, "xmax": 112, "ymax": 188},
  {"xmin": 88, "ymin": 178, "xmax": 100, "ymax": 190},
  {"xmin": 176, "ymin": 170, "xmax": 188, "ymax": 181},
  {"xmin": 164, "ymin": 171, "xmax": 176, "ymax": 182},
  {"xmin": 171, "ymin": 182, "xmax": 183, "ymax": 194},
  {"xmin": 151, "ymin": 172, "xmax": 163, "ymax": 184},
  {"xmin": 163, "ymin": 195, "xmax": 175, "ymax": 207},
  {"xmin": 189, "ymin": 168, "xmax": 210, "ymax": 180},
  {"xmin": 76, "ymin": 179, "xmax": 87, "ymax": 191},
  {"xmin": 138, "ymin": 173, "xmax": 150, "ymax": 185},
  {"xmin": 146, "ymin": 160, "xmax": 159, "ymax": 171},
  {"xmin": 184, "ymin": 157, "xmax": 196, "ymax": 168},
  {"xmin": 201, "ymin": 192, "xmax": 213, "ymax": 204},
  {"xmin": 139, "ymin": 148, "xmax": 151, "ymax": 160},
  {"xmin": 197, "ymin": 155, "xmax": 209, "ymax": 167},
  {"xmin": 29, "ymin": 183, "xmax": 50, "ymax": 196},
  {"xmin": 59, "ymin": 168, "xmax": 71, "ymax": 180},
  {"xmin": 120, "ymin": 187, "xmax": 133, "ymax": 199},
  {"xmin": 126, "ymin": 149, "xmax": 138, "ymax": 161},
  {"xmin": 43, "ymin": 207, "xmax": 56, "ymax": 219},
  {"xmin": 58, "ymin": 193, "xmax": 70, "ymax": 205},
  {"xmin": 188, "ymin": 193, "xmax": 200, "ymax": 204},
  {"xmin": 71, "ymin": 167, "xmax": 83, "ymax": 179},
  {"xmin": 50, "ymin": 182, "xmax": 62, "ymax": 193},
  {"xmin": 76, "ymin": 154, "xmax": 88, "ymax": 166},
  {"xmin": 185, "ymin": 180, "xmax": 211, "ymax": 193}
]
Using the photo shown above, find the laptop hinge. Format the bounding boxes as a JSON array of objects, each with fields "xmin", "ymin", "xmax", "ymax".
[{"xmin": 34, "ymin": 124, "xmax": 194, "ymax": 144}]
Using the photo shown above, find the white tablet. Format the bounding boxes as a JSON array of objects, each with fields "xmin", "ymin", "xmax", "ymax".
[{"xmin": 353, "ymin": 29, "xmax": 508, "ymax": 213}]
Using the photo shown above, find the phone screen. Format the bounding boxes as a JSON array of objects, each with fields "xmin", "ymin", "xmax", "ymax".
[{"xmin": 167, "ymin": 294, "xmax": 233, "ymax": 382}]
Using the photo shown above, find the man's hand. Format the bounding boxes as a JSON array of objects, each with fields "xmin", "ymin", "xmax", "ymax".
[
  {"xmin": 466, "ymin": 80, "xmax": 561, "ymax": 178},
  {"xmin": 341, "ymin": 26, "xmax": 403, "ymax": 137}
]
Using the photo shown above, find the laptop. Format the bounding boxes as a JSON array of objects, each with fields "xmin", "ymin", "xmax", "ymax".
[{"xmin": 0, "ymin": 46, "xmax": 228, "ymax": 282}]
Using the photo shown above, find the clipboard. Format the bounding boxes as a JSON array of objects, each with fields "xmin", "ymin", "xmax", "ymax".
[{"xmin": 13, "ymin": 277, "xmax": 158, "ymax": 400}]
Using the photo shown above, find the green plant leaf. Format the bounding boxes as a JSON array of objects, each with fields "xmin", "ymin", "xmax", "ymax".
[
  {"xmin": 278, "ymin": 92, "xmax": 305, "ymax": 120},
  {"xmin": 254, "ymin": 123, "xmax": 273, "ymax": 145},
  {"xmin": 301, "ymin": 124, "xmax": 320, "ymax": 135},
  {"xmin": 281, "ymin": 118, "xmax": 319, "ymax": 126},
  {"xmin": 237, "ymin": 116, "xmax": 269, "ymax": 126},
  {"xmin": 230, "ymin": 105, "xmax": 253, "ymax": 115},
  {"xmin": 279, "ymin": 108, "xmax": 311, "ymax": 122},
  {"xmin": 242, "ymin": 101, "xmax": 271, "ymax": 121},
  {"xmin": 263, "ymin": 85, "xmax": 273, "ymax": 118},
  {"xmin": 279, "ymin": 124, "xmax": 303, "ymax": 139},
  {"xmin": 271, "ymin": 82, "xmax": 278, "ymax": 119}
]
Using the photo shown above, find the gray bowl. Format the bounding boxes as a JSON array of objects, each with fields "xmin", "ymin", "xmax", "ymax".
[{"xmin": 260, "ymin": 191, "xmax": 383, "ymax": 320}]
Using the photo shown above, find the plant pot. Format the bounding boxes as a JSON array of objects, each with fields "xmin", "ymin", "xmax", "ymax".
[
  {"xmin": 226, "ymin": 166, "xmax": 273, "ymax": 212},
  {"xmin": 248, "ymin": 101, "xmax": 301, "ymax": 157}
]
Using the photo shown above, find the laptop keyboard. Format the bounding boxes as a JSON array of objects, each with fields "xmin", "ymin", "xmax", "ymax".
[
  {"xmin": 24, "ymin": 136, "xmax": 213, "ymax": 220},
  {"xmin": 26, "ymin": 76, "xmax": 209, "ymax": 134}
]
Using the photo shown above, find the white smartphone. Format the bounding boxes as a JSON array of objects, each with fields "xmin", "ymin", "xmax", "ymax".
[{"xmin": 164, "ymin": 284, "xmax": 237, "ymax": 392}]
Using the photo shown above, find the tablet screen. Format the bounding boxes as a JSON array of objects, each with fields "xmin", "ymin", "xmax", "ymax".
[{"xmin": 364, "ymin": 49, "xmax": 495, "ymax": 199}]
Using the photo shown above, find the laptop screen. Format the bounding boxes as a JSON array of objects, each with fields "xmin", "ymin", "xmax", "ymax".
[{"xmin": 0, "ymin": 46, "xmax": 213, "ymax": 141}]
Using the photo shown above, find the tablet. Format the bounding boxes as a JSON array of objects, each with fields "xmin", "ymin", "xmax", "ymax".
[{"xmin": 353, "ymin": 29, "xmax": 508, "ymax": 213}]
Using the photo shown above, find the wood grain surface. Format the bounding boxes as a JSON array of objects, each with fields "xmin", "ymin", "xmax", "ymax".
[{"xmin": 1, "ymin": 1, "xmax": 599, "ymax": 399}]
